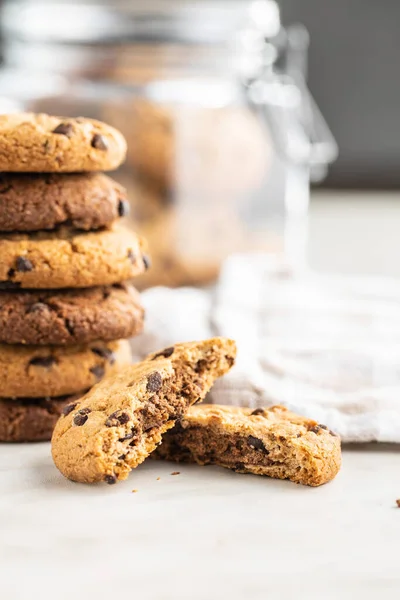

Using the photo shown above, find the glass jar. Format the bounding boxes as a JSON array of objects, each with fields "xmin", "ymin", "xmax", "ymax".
[{"xmin": 0, "ymin": 0, "xmax": 337, "ymax": 288}]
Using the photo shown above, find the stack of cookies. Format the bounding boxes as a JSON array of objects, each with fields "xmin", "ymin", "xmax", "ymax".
[{"xmin": 0, "ymin": 113, "xmax": 149, "ymax": 443}]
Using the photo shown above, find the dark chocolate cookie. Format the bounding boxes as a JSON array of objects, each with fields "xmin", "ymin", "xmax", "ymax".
[
  {"xmin": 0, "ymin": 395, "xmax": 82, "ymax": 442},
  {"xmin": 0, "ymin": 172, "xmax": 129, "ymax": 232},
  {"xmin": 0, "ymin": 284, "xmax": 144, "ymax": 345}
]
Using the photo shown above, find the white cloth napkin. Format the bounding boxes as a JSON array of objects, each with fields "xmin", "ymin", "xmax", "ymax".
[{"xmin": 130, "ymin": 255, "xmax": 400, "ymax": 443}]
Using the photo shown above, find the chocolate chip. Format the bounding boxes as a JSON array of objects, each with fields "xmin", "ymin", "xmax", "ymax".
[
  {"xmin": 119, "ymin": 431, "xmax": 135, "ymax": 442},
  {"xmin": 309, "ymin": 425, "xmax": 321, "ymax": 434},
  {"xmin": 29, "ymin": 356, "xmax": 56, "ymax": 368},
  {"xmin": 146, "ymin": 371, "xmax": 162, "ymax": 393},
  {"xmin": 248, "ymin": 435, "xmax": 268, "ymax": 453},
  {"xmin": 127, "ymin": 249, "xmax": 136, "ymax": 263},
  {"xmin": 91, "ymin": 134, "xmax": 108, "ymax": 150},
  {"xmin": 112, "ymin": 283, "xmax": 127, "ymax": 290},
  {"xmin": 329, "ymin": 429, "xmax": 338, "ymax": 437},
  {"xmin": 195, "ymin": 359, "xmax": 208, "ymax": 373},
  {"xmin": 73, "ymin": 413, "xmax": 88, "ymax": 426},
  {"xmin": 73, "ymin": 408, "xmax": 91, "ymax": 426},
  {"xmin": 65, "ymin": 318, "xmax": 75, "ymax": 336},
  {"xmin": 250, "ymin": 408, "xmax": 266, "ymax": 416},
  {"xmin": 118, "ymin": 412, "xmax": 130, "ymax": 424},
  {"xmin": 234, "ymin": 462, "xmax": 245, "ymax": 471},
  {"xmin": 53, "ymin": 122, "xmax": 74, "ymax": 137},
  {"xmin": 0, "ymin": 281, "xmax": 21, "ymax": 289},
  {"xmin": 143, "ymin": 255, "xmax": 151, "ymax": 270},
  {"xmin": 225, "ymin": 355, "xmax": 235, "ymax": 367},
  {"xmin": 91, "ymin": 347, "xmax": 115, "ymax": 364},
  {"xmin": 16, "ymin": 256, "xmax": 33, "ymax": 272},
  {"xmin": 28, "ymin": 302, "xmax": 48, "ymax": 314},
  {"xmin": 319, "ymin": 424, "xmax": 328, "ymax": 430},
  {"xmin": 62, "ymin": 402, "xmax": 78, "ymax": 416},
  {"xmin": 104, "ymin": 474, "xmax": 117, "ymax": 485},
  {"xmin": 105, "ymin": 410, "xmax": 130, "ymax": 427},
  {"xmin": 118, "ymin": 200, "xmax": 130, "ymax": 217},
  {"xmin": 90, "ymin": 365, "xmax": 105, "ymax": 380},
  {"xmin": 151, "ymin": 347, "xmax": 175, "ymax": 360}
]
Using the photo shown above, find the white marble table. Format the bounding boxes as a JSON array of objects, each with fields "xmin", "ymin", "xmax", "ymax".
[{"xmin": 1, "ymin": 192, "xmax": 400, "ymax": 600}]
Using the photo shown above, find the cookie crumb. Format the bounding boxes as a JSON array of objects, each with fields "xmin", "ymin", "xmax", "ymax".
[
  {"xmin": 171, "ymin": 471, "xmax": 180, "ymax": 476},
  {"xmin": 396, "ymin": 499, "xmax": 400, "ymax": 507},
  {"xmin": 156, "ymin": 477, "xmax": 161, "ymax": 481},
  {"xmin": 132, "ymin": 489, "xmax": 138, "ymax": 493}
]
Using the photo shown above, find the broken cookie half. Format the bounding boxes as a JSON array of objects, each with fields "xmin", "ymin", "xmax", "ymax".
[
  {"xmin": 154, "ymin": 405, "xmax": 341, "ymax": 487},
  {"xmin": 51, "ymin": 337, "xmax": 236, "ymax": 484}
]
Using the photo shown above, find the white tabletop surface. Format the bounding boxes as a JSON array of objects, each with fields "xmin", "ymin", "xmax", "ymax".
[{"xmin": 1, "ymin": 192, "xmax": 400, "ymax": 600}]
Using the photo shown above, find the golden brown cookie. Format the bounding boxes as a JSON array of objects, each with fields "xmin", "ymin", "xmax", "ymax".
[
  {"xmin": 154, "ymin": 405, "xmax": 341, "ymax": 487},
  {"xmin": 0, "ymin": 173, "xmax": 129, "ymax": 232},
  {"xmin": 0, "ymin": 395, "xmax": 82, "ymax": 443},
  {"xmin": 0, "ymin": 113, "xmax": 127, "ymax": 172},
  {"xmin": 0, "ymin": 224, "xmax": 149, "ymax": 289},
  {"xmin": 0, "ymin": 339, "xmax": 132, "ymax": 398},
  {"xmin": 0, "ymin": 284, "xmax": 144, "ymax": 346},
  {"xmin": 51, "ymin": 338, "xmax": 236, "ymax": 484}
]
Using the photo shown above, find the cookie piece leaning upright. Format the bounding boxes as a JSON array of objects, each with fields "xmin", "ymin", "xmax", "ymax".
[
  {"xmin": 0, "ymin": 339, "xmax": 132, "ymax": 398},
  {"xmin": 154, "ymin": 405, "xmax": 341, "ymax": 487},
  {"xmin": 0, "ymin": 284, "xmax": 144, "ymax": 346},
  {"xmin": 0, "ymin": 173, "xmax": 129, "ymax": 232},
  {"xmin": 0, "ymin": 224, "xmax": 149, "ymax": 289},
  {"xmin": 51, "ymin": 337, "xmax": 236, "ymax": 484},
  {"xmin": 0, "ymin": 113, "xmax": 127, "ymax": 172}
]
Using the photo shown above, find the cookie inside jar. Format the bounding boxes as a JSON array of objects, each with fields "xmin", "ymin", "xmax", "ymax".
[{"xmin": 104, "ymin": 91, "xmax": 279, "ymax": 290}]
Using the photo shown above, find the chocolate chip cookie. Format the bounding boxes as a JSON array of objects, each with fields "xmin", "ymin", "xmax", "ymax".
[
  {"xmin": 0, "ymin": 339, "xmax": 132, "ymax": 398},
  {"xmin": 0, "ymin": 284, "xmax": 144, "ymax": 346},
  {"xmin": 154, "ymin": 405, "xmax": 341, "ymax": 487},
  {"xmin": 0, "ymin": 224, "xmax": 149, "ymax": 289},
  {"xmin": 0, "ymin": 395, "xmax": 82, "ymax": 443},
  {"xmin": 0, "ymin": 172, "xmax": 129, "ymax": 232},
  {"xmin": 0, "ymin": 113, "xmax": 127, "ymax": 172},
  {"xmin": 51, "ymin": 337, "xmax": 236, "ymax": 484}
]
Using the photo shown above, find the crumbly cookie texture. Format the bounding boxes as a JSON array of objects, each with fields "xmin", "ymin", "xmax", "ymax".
[
  {"xmin": 0, "ymin": 284, "xmax": 144, "ymax": 345},
  {"xmin": 0, "ymin": 113, "xmax": 127, "ymax": 172},
  {"xmin": 0, "ymin": 172, "xmax": 128, "ymax": 232},
  {"xmin": 154, "ymin": 405, "xmax": 341, "ymax": 487},
  {"xmin": 0, "ymin": 224, "xmax": 149, "ymax": 289},
  {"xmin": 51, "ymin": 337, "xmax": 236, "ymax": 484},
  {"xmin": 0, "ymin": 395, "xmax": 82, "ymax": 443},
  {"xmin": 0, "ymin": 339, "xmax": 132, "ymax": 398}
]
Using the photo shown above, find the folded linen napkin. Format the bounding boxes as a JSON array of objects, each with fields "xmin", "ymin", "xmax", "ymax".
[{"xmin": 130, "ymin": 255, "xmax": 400, "ymax": 443}]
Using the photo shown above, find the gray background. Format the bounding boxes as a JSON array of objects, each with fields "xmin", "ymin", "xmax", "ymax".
[{"xmin": 281, "ymin": 0, "xmax": 400, "ymax": 188}]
